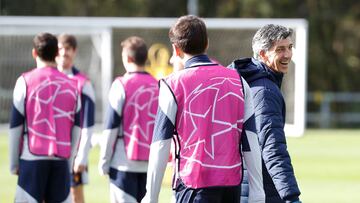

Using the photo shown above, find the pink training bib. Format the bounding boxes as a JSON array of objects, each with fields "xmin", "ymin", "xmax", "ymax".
[
  {"xmin": 23, "ymin": 67, "xmax": 78, "ymax": 158},
  {"xmin": 118, "ymin": 72, "xmax": 159, "ymax": 161},
  {"xmin": 166, "ymin": 65, "xmax": 245, "ymax": 188}
]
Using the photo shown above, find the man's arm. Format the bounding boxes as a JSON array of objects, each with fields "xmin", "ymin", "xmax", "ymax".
[
  {"xmin": 74, "ymin": 81, "xmax": 96, "ymax": 172},
  {"xmin": 70, "ymin": 94, "xmax": 82, "ymax": 172},
  {"xmin": 142, "ymin": 79, "xmax": 176, "ymax": 203},
  {"xmin": 9, "ymin": 76, "xmax": 26, "ymax": 175},
  {"xmin": 255, "ymin": 89, "xmax": 301, "ymax": 202},
  {"xmin": 241, "ymin": 78, "xmax": 265, "ymax": 203},
  {"xmin": 98, "ymin": 80, "xmax": 124, "ymax": 175}
]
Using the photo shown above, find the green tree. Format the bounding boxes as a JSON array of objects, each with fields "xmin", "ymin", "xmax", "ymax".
[{"xmin": 1, "ymin": 0, "xmax": 359, "ymax": 92}]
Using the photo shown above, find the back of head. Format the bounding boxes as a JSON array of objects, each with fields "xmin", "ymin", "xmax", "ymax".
[
  {"xmin": 57, "ymin": 33, "xmax": 77, "ymax": 49},
  {"xmin": 121, "ymin": 36, "xmax": 148, "ymax": 66},
  {"xmin": 169, "ymin": 15, "xmax": 208, "ymax": 55},
  {"xmin": 252, "ymin": 24, "xmax": 293, "ymax": 60},
  {"xmin": 33, "ymin": 32, "xmax": 58, "ymax": 62}
]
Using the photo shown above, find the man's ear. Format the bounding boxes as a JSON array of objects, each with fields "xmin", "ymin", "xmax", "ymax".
[
  {"xmin": 172, "ymin": 44, "xmax": 184, "ymax": 58},
  {"xmin": 127, "ymin": 55, "xmax": 134, "ymax": 63},
  {"xmin": 32, "ymin": 48, "xmax": 37, "ymax": 59},
  {"xmin": 259, "ymin": 50, "xmax": 267, "ymax": 62}
]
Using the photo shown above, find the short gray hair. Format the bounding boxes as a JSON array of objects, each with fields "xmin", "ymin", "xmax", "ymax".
[{"xmin": 252, "ymin": 24, "xmax": 293, "ymax": 60}]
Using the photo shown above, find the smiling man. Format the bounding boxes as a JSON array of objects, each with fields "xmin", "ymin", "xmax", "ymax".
[{"xmin": 229, "ymin": 24, "xmax": 301, "ymax": 203}]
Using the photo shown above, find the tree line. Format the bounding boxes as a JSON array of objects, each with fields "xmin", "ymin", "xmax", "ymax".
[{"xmin": 1, "ymin": 0, "xmax": 359, "ymax": 92}]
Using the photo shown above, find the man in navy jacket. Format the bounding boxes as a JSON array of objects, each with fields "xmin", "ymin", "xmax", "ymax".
[{"xmin": 229, "ymin": 24, "xmax": 301, "ymax": 203}]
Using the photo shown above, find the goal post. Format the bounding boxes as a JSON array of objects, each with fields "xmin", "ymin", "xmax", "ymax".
[
  {"xmin": 0, "ymin": 16, "xmax": 113, "ymax": 124},
  {"xmin": 0, "ymin": 16, "xmax": 307, "ymax": 136}
]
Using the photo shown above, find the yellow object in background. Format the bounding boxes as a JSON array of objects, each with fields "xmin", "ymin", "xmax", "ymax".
[{"xmin": 146, "ymin": 43, "xmax": 173, "ymax": 79}]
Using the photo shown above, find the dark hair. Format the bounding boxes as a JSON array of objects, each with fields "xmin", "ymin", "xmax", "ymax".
[
  {"xmin": 169, "ymin": 15, "xmax": 208, "ymax": 55},
  {"xmin": 33, "ymin": 32, "xmax": 58, "ymax": 62},
  {"xmin": 252, "ymin": 24, "xmax": 293, "ymax": 60},
  {"xmin": 57, "ymin": 33, "xmax": 77, "ymax": 49},
  {"xmin": 121, "ymin": 36, "xmax": 148, "ymax": 66}
]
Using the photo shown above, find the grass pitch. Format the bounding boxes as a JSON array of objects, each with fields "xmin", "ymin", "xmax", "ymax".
[{"xmin": 1, "ymin": 129, "xmax": 359, "ymax": 203}]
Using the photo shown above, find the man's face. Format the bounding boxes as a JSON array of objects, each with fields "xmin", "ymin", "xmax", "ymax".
[
  {"xmin": 262, "ymin": 37, "xmax": 293, "ymax": 74},
  {"xmin": 56, "ymin": 42, "xmax": 76, "ymax": 70}
]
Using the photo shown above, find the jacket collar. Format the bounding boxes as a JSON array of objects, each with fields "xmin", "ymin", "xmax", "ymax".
[
  {"xmin": 127, "ymin": 71, "xmax": 149, "ymax": 75},
  {"xmin": 230, "ymin": 57, "xmax": 283, "ymax": 88},
  {"xmin": 185, "ymin": 54, "xmax": 217, "ymax": 69}
]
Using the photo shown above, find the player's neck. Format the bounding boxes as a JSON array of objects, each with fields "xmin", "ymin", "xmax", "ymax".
[
  {"xmin": 58, "ymin": 65, "xmax": 73, "ymax": 73},
  {"xmin": 36, "ymin": 58, "xmax": 57, "ymax": 69},
  {"xmin": 125, "ymin": 64, "xmax": 145, "ymax": 73}
]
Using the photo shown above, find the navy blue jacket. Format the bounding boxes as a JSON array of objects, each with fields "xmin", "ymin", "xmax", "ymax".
[{"xmin": 229, "ymin": 58, "xmax": 301, "ymax": 203}]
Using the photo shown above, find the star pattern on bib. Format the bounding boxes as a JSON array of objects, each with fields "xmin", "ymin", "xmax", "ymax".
[
  {"xmin": 29, "ymin": 77, "xmax": 77, "ymax": 134},
  {"xmin": 181, "ymin": 77, "xmax": 244, "ymax": 165},
  {"xmin": 124, "ymin": 84, "xmax": 158, "ymax": 145}
]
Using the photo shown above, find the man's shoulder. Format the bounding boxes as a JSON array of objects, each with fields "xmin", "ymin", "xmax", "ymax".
[
  {"xmin": 251, "ymin": 80, "xmax": 283, "ymax": 104},
  {"xmin": 72, "ymin": 68, "xmax": 89, "ymax": 80},
  {"xmin": 21, "ymin": 67, "xmax": 42, "ymax": 78},
  {"xmin": 163, "ymin": 69, "xmax": 186, "ymax": 83},
  {"xmin": 250, "ymin": 76, "xmax": 279, "ymax": 91}
]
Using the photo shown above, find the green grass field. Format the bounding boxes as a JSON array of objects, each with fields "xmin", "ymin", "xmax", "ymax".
[{"xmin": 1, "ymin": 129, "xmax": 360, "ymax": 202}]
